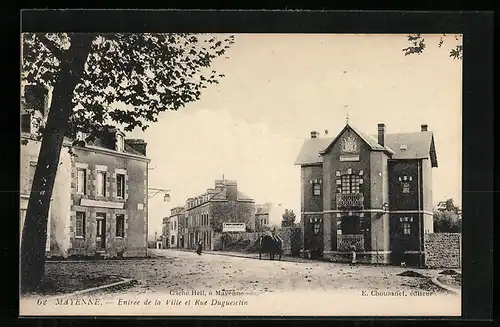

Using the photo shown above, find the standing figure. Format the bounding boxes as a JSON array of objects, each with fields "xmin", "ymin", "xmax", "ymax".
[
  {"xmin": 351, "ymin": 245, "xmax": 357, "ymax": 264},
  {"xmin": 196, "ymin": 240, "xmax": 203, "ymax": 255}
]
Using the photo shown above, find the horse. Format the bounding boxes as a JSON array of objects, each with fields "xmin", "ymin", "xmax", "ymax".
[{"xmin": 258, "ymin": 234, "xmax": 283, "ymax": 260}]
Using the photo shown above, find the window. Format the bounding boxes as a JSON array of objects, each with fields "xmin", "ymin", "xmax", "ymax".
[
  {"xmin": 402, "ymin": 222, "xmax": 411, "ymax": 235},
  {"xmin": 174, "ymin": 221, "xmax": 177, "ymax": 230},
  {"xmin": 75, "ymin": 212, "xmax": 86, "ymax": 237},
  {"xmin": 313, "ymin": 183, "xmax": 321, "ymax": 196},
  {"xmin": 402, "ymin": 182, "xmax": 410, "ymax": 194},
  {"xmin": 76, "ymin": 168, "xmax": 87, "ymax": 194},
  {"xmin": 96, "ymin": 171, "xmax": 106, "ymax": 196},
  {"xmin": 116, "ymin": 214, "xmax": 125, "ymax": 237},
  {"xmin": 341, "ymin": 174, "xmax": 361, "ymax": 194},
  {"xmin": 116, "ymin": 174, "xmax": 125, "ymax": 198}
]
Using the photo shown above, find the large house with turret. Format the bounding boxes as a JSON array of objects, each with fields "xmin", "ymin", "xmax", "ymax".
[{"xmin": 294, "ymin": 122, "xmax": 438, "ymax": 266}]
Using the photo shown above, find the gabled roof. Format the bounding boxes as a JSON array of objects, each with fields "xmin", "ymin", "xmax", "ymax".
[
  {"xmin": 295, "ymin": 124, "xmax": 438, "ymax": 167},
  {"xmin": 320, "ymin": 124, "xmax": 395, "ymax": 155},
  {"xmin": 294, "ymin": 124, "xmax": 392, "ymax": 166}
]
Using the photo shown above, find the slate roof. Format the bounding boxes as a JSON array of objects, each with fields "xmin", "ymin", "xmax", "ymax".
[
  {"xmin": 203, "ymin": 182, "xmax": 255, "ymax": 202},
  {"xmin": 295, "ymin": 124, "xmax": 437, "ymax": 167},
  {"xmin": 124, "ymin": 143, "xmax": 145, "ymax": 156}
]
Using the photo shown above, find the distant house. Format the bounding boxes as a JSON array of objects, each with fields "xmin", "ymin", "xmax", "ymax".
[
  {"xmin": 294, "ymin": 122, "xmax": 438, "ymax": 266},
  {"xmin": 20, "ymin": 84, "xmax": 150, "ymax": 259},
  {"xmin": 255, "ymin": 203, "xmax": 271, "ymax": 231},
  {"xmin": 163, "ymin": 206, "xmax": 183, "ymax": 248},
  {"xmin": 182, "ymin": 178, "xmax": 256, "ymax": 250}
]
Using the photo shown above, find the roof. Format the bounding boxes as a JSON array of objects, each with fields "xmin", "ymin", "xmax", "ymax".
[
  {"xmin": 295, "ymin": 124, "xmax": 437, "ymax": 167},
  {"xmin": 237, "ymin": 191, "xmax": 254, "ymax": 202},
  {"xmin": 255, "ymin": 203, "xmax": 272, "ymax": 215},
  {"xmin": 294, "ymin": 137, "xmax": 333, "ymax": 165},
  {"xmin": 377, "ymin": 131, "xmax": 437, "ymax": 165},
  {"xmin": 124, "ymin": 143, "xmax": 144, "ymax": 156}
]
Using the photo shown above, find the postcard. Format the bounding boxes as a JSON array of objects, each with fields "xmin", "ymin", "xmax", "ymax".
[{"xmin": 19, "ymin": 30, "xmax": 463, "ymax": 317}]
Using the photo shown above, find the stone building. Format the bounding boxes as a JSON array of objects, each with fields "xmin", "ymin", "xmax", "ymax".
[
  {"xmin": 182, "ymin": 179, "xmax": 256, "ymax": 250},
  {"xmin": 163, "ymin": 206, "xmax": 183, "ymax": 248},
  {"xmin": 20, "ymin": 84, "xmax": 150, "ymax": 258},
  {"xmin": 294, "ymin": 121, "xmax": 438, "ymax": 266}
]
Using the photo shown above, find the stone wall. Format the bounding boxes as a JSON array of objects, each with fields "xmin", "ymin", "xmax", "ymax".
[
  {"xmin": 280, "ymin": 227, "xmax": 302, "ymax": 256},
  {"xmin": 213, "ymin": 228, "xmax": 302, "ymax": 256},
  {"xmin": 424, "ymin": 233, "xmax": 461, "ymax": 268},
  {"xmin": 213, "ymin": 232, "xmax": 265, "ymax": 251}
]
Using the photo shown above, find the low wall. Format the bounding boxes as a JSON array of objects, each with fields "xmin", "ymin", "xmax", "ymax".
[
  {"xmin": 213, "ymin": 232, "xmax": 266, "ymax": 252},
  {"xmin": 280, "ymin": 227, "xmax": 302, "ymax": 256},
  {"xmin": 212, "ymin": 227, "xmax": 303, "ymax": 256},
  {"xmin": 424, "ymin": 233, "xmax": 461, "ymax": 268}
]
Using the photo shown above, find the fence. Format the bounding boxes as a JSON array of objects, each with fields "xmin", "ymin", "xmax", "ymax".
[{"xmin": 337, "ymin": 234, "xmax": 364, "ymax": 251}]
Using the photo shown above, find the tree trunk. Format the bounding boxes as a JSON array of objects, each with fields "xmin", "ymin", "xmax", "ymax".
[{"xmin": 20, "ymin": 34, "xmax": 94, "ymax": 294}]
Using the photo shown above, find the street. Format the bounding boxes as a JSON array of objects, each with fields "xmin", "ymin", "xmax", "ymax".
[
  {"xmin": 20, "ymin": 249, "xmax": 461, "ymax": 316},
  {"xmin": 84, "ymin": 249, "xmax": 450, "ymax": 295}
]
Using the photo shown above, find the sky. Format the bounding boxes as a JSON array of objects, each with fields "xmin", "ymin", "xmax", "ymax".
[{"xmin": 128, "ymin": 34, "xmax": 463, "ymax": 238}]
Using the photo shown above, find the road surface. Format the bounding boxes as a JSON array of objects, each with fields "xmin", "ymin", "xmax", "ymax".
[
  {"xmin": 20, "ymin": 249, "xmax": 461, "ymax": 316},
  {"xmin": 89, "ymin": 249, "xmax": 450, "ymax": 295}
]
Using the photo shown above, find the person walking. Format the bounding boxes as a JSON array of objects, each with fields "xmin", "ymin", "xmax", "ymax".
[{"xmin": 196, "ymin": 240, "xmax": 203, "ymax": 255}]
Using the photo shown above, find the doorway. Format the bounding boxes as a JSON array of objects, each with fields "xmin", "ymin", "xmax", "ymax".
[{"xmin": 96, "ymin": 213, "xmax": 106, "ymax": 251}]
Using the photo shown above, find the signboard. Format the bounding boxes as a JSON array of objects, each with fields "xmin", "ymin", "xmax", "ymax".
[{"xmin": 223, "ymin": 222, "xmax": 246, "ymax": 232}]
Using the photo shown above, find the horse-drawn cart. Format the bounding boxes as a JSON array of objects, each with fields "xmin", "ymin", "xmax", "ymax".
[{"xmin": 258, "ymin": 233, "xmax": 283, "ymax": 260}]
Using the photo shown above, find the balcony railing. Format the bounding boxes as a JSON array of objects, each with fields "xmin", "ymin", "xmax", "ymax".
[
  {"xmin": 337, "ymin": 234, "xmax": 364, "ymax": 251},
  {"xmin": 336, "ymin": 193, "xmax": 364, "ymax": 209}
]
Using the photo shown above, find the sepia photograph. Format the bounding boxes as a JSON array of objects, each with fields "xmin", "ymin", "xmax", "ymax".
[{"xmin": 19, "ymin": 28, "xmax": 465, "ymax": 317}]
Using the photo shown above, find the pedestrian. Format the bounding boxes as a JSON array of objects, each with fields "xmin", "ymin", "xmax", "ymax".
[
  {"xmin": 196, "ymin": 240, "xmax": 202, "ymax": 255},
  {"xmin": 350, "ymin": 245, "xmax": 357, "ymax": 265}
]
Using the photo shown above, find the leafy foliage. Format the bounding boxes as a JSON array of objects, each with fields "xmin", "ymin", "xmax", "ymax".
[
  {"xmin": 402, "ymin": 34, "xmax": 427, "ymax": 56},
  {"xmin": 21, "ymin": 33, "xmax": 235, "ymax": 144},
  {"xmin": 281, "ymin": 209, "xmax": 296, "ymax": 227},
  {"xmin": 209, "ymin": 201, "xmax": 256, "ymax": 232},
  {"xmin": 403, "ymin": 33, "xmax": 463, "ymax": 60},
  {"xmin": 433, "ymin": 198, "xmax": 462, "ymax": 233}
]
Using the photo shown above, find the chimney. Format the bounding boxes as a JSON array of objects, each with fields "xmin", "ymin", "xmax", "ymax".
[
  {"xmin": 377, "ymin": 123, "xmax": 386, "ymax": 146},
  {"xmin": 224, "ymin": 180, "xmax": 238, "ymax": 201},
  {"xmin": 421, "ymin": 124, "xmax": 428, "ymax": 132},
  {"xmin": 125, "ymin": 139, "xmax": 147, "ymax": 156},
  {"xmin": 310, "ymin": 131, "xmax": 319, "ymax": 139}
]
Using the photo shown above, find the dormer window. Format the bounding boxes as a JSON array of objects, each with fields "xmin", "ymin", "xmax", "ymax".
[
  {"xmin": 116, "ymin": 132, "xmax": 125, "ymax": 152},
  {"xmin": 400, "ymin": 144, "xmax": 407, "ymax": 151}
]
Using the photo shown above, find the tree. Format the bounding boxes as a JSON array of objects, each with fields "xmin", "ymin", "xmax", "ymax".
[
  {"xmin": 403, "ymin": 33, "xmax": 463, "ymax": 60},
  {"xmin": 20, "ymin": 33, "xmax": 235, "ymax": 293},
  {"xmin": 433, "ymin": 198, "xmax": 462, "ymax": 233},
  {"xmin": 281, "ymin": 209, "xmax": 296, "ymax": 228}
]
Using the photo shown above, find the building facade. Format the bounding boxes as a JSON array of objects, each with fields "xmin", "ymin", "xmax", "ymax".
[
  {"xmin": 295, "ymin": 122, "xmax": 437, "ymax": 266},
  {"xmin": 163, "ymin": 206, "xmax": 183, "ymax": 248},
  {"xmin": 255, "ymin": 203, "xmax": 271, "ymax": 231},
  {"xmin": 20, "ymin": 84, "xmax": 150, "ymax": 258},
  {"xmin": 182, "ymin": 179, "xmax": 256, "ymax": 250}
]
